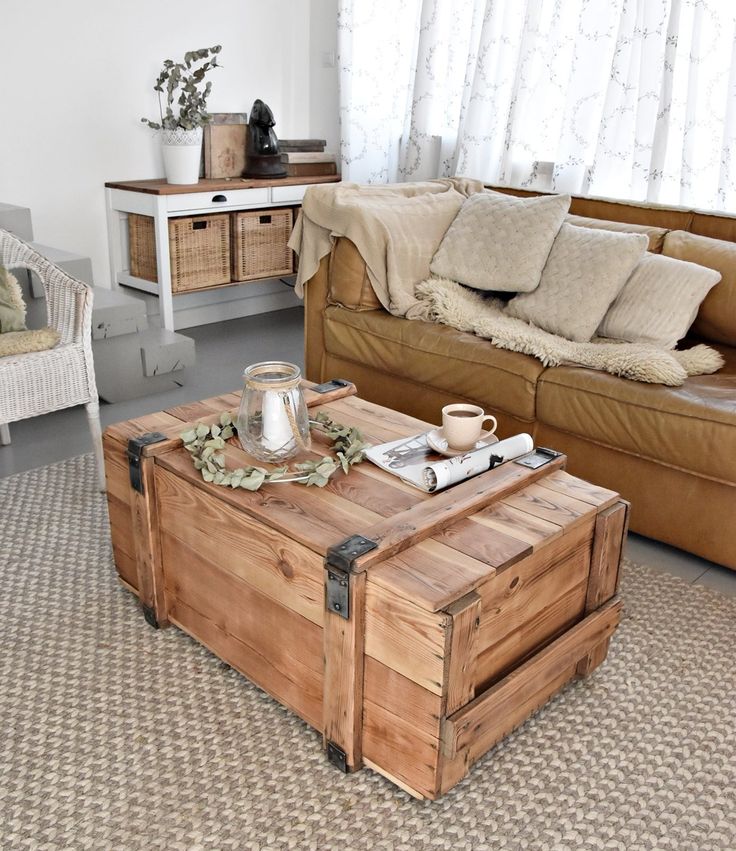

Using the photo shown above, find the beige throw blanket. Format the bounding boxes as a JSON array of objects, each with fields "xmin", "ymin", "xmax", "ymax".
[
  {"xmin": 416, "ymin": 277, "xmax": 724, "ymax": 386},
  {"xmin": 289, "ymin": 178, "xmax": 483, "ymax": 318}
]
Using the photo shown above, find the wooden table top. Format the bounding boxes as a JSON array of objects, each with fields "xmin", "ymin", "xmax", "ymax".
[{"xmin": 105, "ymin": 175, "xmax": 341, "ymax": 195}]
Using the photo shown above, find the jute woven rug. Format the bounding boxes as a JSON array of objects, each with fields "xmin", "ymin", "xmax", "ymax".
[{"xmin": 1, "ymin": 455, "xmax": 735, "ymax": 851}]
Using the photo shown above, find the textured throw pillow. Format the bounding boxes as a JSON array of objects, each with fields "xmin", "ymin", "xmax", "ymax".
[
  {"xmin": 597, "ymin": 253, "xmax": 721, "ymax": 348},
  {"xmin": 662, "ymin": 230, "xmax": 736, "ymax": 345},
  {"xmin": 565, "ymin": 214, "xmax": 668, "ymax": 253},
  {"xmin": 0, "ymin": 265, "xmax": 27, "ymax": 332},
  {"xmin": 430, "ymin": 191, "xmax": 571, "ymax": 292},
  {"xmin": 505, "ymin": 223, "xmax": 648, "ymax": 342}
]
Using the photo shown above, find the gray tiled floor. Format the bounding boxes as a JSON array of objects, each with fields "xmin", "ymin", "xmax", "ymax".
[{"xmin": 2, "ymin": 305, "xmax": 734, "ymax": 597}]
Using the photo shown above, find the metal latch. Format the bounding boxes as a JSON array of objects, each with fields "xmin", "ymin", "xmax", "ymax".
[
  {"xmin": 127, "ymin": 432, "xmax": 167, "ymax": 493},
  {"xmin": 514, "ymin": 446, "xmax": 563, "ymax": 470}
]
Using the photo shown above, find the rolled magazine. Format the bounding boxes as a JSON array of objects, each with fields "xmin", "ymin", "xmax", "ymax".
[
  {"xmin": 365, "ymin": 431, "xmax": 534, "ymax": 493},
  {"xmin": 422, "ymin": 433, "xmax": 534, "ymax": 492}
]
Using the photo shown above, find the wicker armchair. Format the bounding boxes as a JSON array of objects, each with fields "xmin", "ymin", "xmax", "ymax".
[{"xmin": 0, "ymin": 229, "xmax": 105, "ymax": 491}]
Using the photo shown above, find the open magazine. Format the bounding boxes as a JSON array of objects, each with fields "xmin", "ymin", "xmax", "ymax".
[{"xmin": 365, "ymin": 430, "xmax": 534, "ymax": 493}]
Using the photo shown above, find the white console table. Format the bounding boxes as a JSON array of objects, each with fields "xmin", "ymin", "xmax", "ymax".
[{"xmin": 104, "ymin": 175, "xmax": 339, "ymax": 331}]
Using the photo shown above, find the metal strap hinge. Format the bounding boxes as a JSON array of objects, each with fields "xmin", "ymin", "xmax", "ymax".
[
  {"xmin": 324, "ymin": 535, "xmax": 377, "ymax": 620},
  {"xmin": 127, "ymin": 432, "xmax": 167, "ymax": 494}
]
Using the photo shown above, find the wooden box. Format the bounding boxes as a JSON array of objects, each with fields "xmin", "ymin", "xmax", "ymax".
[
  {"xmin": 103, "ymin": 384, "xmax": 626, "ymax": 800},
  {"xmin": 203, "ymin": 113, "xmax": 248, "ymax": 179},
  {"xmin": 128, "ymin": 213, "xmax": 231, "ymax": 291},
  {"xmin": 231, "ymin": 208, "xmax": 294, "ymax": 282}
]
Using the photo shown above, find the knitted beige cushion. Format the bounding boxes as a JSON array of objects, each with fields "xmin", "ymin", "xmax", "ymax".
[
  {"xmin": 506, "ymin": 223, "xmax": 648, "ymax": 342},
  {"xmin": 430, "ymin": 191, "xmax": 570, "ymax": 292},
  {"xmin": 598, "ymin": 253, "xmax": 721, "ymax": 348},
  {"xmin": 565, "ymin": 214, "xmax": 668, "ymax": 253}
]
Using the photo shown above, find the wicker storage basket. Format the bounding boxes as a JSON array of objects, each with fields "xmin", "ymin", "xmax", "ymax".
[
  {"xmin": 232, "ymin": 208, "xmax": 294, "ymax": 282},
  {"xmin": 128, "ymin": 213, "xmax": 231, "ymax": 292}
]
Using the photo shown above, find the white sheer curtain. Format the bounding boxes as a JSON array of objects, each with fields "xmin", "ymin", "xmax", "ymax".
[{"xmin": 338, "ymin": 0, "xmax": 736, "ymax": 211}]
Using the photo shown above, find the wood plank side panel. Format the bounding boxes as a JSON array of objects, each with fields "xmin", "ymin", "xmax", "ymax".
[
  {"xmin": 365, "ymin": 583, "xmax": 449, "ymax": 695},
  {"xmin": 474, "ymin": 520, "xmax": 594, "ymax": 690},
  {"xmin": 162, "ymin": 533, "xmax": 323, "ymax": 729},
  {"xmin": 155, "ymin": 467, "xmax": 324, "ymax": 626},
  {"xmin": 323, "ymin": 571, "xmax": 366, "ymax": 771},
  {"xmin": 444, "ymin": 592, "xmax": 482, "ymax": 716},
  {"xmin": 443, "ymin": 600, "xmax": 622, "ymax": 768},
  {"xmin": 363, "ymin": 655, "xmax": 443, "ymax": 800}
]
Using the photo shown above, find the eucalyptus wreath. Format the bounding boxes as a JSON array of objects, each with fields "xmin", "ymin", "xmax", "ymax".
[{"xmin": 181, "ymin": 411, "xmax": 370, "ymax": 491}]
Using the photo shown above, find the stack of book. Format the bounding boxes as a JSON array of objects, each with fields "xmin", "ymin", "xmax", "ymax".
[{"xmin": 278, "ymin": 139, "xmax": 338, "ymax": 177}]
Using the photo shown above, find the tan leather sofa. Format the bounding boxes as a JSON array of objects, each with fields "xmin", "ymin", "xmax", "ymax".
[{"xmin": 303, "ymin": 189, "xmax": 736, "ymax": 570}]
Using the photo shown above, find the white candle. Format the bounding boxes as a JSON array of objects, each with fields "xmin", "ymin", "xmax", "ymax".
[{"xmin": 261, "ymin": 390, "xmax": 293, "ymax": 450}]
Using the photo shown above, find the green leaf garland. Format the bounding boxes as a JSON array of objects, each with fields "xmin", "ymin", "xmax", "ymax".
[{"xmin": 181, "ymin": 411, "xmax": 370, "ymax": 491}]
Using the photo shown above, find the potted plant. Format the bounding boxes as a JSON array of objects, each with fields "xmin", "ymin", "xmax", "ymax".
[{"xmin": 141, "ymin": 45, "xmax": 222, "ymax": 184}]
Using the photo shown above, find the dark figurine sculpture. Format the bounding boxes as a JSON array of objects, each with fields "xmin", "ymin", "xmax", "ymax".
[{"xmin": 243, "ymin": 99, "xmax": 287, "ymax": 178}]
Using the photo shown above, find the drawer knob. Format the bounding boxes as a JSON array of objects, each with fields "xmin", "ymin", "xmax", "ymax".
[{"xmin": 212, "ymin": 194, "xmax": 227, "ymax": 202}]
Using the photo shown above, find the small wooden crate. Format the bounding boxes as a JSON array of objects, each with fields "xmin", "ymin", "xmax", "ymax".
[
  {"xmin": 128, "ymin": 213, "xmax": 231, "ymax": 292},
  {"xmin": 231, "ymin": 208, "xmax": 294, "ymax": 282},
  {"xmin": 103, "ymin": 385, "xmax": 626, "ymax": 800}
]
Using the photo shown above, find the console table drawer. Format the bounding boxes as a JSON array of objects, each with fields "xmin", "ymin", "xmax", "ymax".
[
  {"xmin": 271, "ymin": 184, "xmax": 309, "ymax": 204},
  {"xmin": 166, "ymin": 187, "xmax": 270, "ymax": 213}
]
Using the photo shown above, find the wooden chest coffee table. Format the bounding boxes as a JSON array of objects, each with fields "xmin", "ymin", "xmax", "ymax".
[{"xmin": 103, "ymin": 382, "xmax": 626, "ymax": 800}]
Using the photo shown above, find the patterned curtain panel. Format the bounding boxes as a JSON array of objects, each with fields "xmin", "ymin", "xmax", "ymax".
[{"xmin": 338, "ymin": 0, "xmax": 736, "ymax": 211}]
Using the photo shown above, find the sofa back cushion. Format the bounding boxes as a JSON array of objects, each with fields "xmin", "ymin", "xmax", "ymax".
[
  {"xmin": 597, "ymin": 253, "xmax": 721, "ymax": 348},
  {"xmin": 430, "ymin": 191, "xmax": 570, "ymax": 292},
  {"xmin": 663, "ymin": 230, "xmax": 736, "ymax": 345},
  {"xmin": 566, "ymin": 214, "xmax": 668, "ymax": 253},
  {"xmin": 506, "ymin": 223, "xmax": 648, "ymax": 342}
]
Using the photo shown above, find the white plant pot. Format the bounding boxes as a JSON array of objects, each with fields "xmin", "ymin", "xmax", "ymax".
[{"xmin": 161, "ymin": 127, "xmax": 203, "ymax": 185}]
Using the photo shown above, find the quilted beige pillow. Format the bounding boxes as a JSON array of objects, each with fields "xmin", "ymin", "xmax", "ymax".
[
  {"xmin": 597, "ymin": 253, "xmax": 721, "ymax": 348},
  {"xmin": 506, "ymin": 223, "xmax": 648, "ymax": 342},
  {"xmin": 430, "ymin": 191, "xmax": 570, "ymax": 292}
]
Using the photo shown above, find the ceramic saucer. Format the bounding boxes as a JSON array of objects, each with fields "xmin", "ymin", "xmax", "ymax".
[{"xmin": 426, "ymin": 428, "xmax": 498, "ymax": 457}]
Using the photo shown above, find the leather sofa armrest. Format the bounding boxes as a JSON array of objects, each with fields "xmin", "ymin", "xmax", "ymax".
[
  {"xmin": 328, "ymin": 237, "xmax": 382, "ymax": 311},
  {"xmin": 304, "ymin": 254, "xmax": 330, "ymax": 382}
]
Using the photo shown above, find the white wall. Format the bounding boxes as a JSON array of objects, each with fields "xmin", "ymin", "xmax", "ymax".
[
  {"xmin": 0, "ymin": 0, "xmax": 338, "ymax": 289},
  {"xmin": 309, "ymin": 0, "xmax": 340, "ymax": 154}
]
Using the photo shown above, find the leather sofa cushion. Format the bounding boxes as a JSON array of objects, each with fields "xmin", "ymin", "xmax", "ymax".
[
  {"xmin": 323, "ymin": 305, "xmax": 545, "ymax": 421},
  {"xmin": 663, "ymin": 230, "xmax": 736, "ymax": 346},
  {"xmin": 566, "ymin": 214, "xmax": 668, "ymax": 253},
  {"xmin": 536, "ymin": 344, "xmax": 736, "ymax": 482},
  {"xmin": 328, "ymin": 238, "xmax": 382, "ymax": 311}
]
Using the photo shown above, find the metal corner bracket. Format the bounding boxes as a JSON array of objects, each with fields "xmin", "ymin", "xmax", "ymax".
[
  {"xmin": 324, "ymin": 535, "xmax": 377, "ymax": 620},
  {"xmin": 326, "ymin": 742, "xmax": 349, "ymax": 773},
  {"xmin": 127, "ymin": 432, "xmax": 167, "ymax": 494}
]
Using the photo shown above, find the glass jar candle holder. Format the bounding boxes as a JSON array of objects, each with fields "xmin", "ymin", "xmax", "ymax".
[{"xmin": 237, "ymin": 361, "xmax": 311, "ymax": 463}]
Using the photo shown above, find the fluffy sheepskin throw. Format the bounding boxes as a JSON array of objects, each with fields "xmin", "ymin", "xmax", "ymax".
[
  {"xmin": 415, "ymin": 277, "xmax": 724, "ymax": 386},
  {"xmin": 0, "ymin": 267, "xmax": 60, "ymax": 358}
]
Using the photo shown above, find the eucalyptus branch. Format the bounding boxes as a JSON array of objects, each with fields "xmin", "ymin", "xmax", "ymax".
[
  {"xmin": 141, "ymin": 45, "xmax": 222, "ymax": 131},
  {"xmin": 181, "ymin": 411, "xmax": 371, "ymax": 491}
]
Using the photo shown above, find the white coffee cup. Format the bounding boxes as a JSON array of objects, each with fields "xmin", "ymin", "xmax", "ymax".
[{"xmin": 441, "ymin": 404, "xmax": 498, "ymax": 451}]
